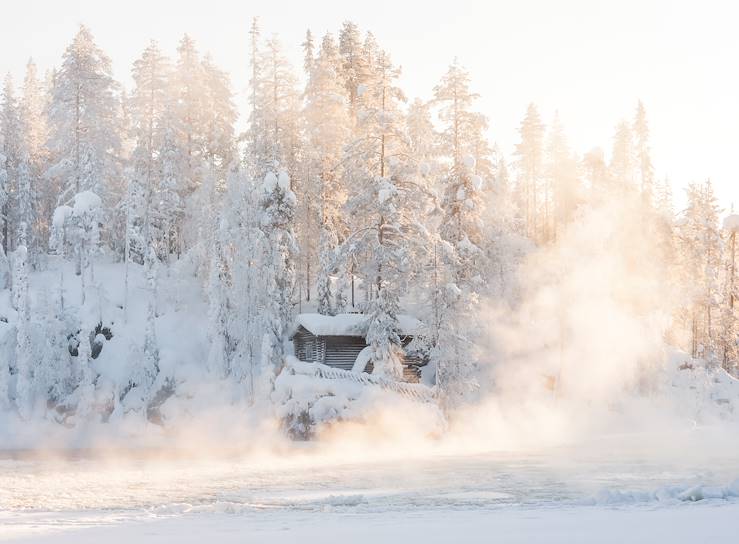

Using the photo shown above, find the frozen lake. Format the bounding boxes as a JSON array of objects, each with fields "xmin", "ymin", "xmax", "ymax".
[{"xmin": 2, "ymin": 438, "xmax": 739, "ymax": 542}]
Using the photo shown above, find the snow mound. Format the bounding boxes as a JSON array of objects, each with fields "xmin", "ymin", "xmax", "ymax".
[
  {"xmin": 273, "ymin": 357, "xmax": 440, "ymax": 439},
  {"xmin": 52, "ymin": 205, "xmax": 73, "ymax": 228},
  {"xmin": 278, "ymin": 171, "xmax": 290, "ymax": 191},
  {"xmin": 263, "ymin": 172, "xmax": 278, "ymax": 193},
  {"xmin": 72, "ymin": 191, "xmax": 102, "ymax": 216},
  {"xmin": 584, "ymin": 480, "xmax": 739, "ymax": 506}
]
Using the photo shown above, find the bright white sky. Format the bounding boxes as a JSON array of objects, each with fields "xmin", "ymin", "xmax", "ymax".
[{"xmin": 2, "ymin": 0, "xmax": 738, "ymax": 209}]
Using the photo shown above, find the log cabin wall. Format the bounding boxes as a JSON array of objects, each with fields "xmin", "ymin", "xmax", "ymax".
[{"xmin": 292, "ymin": 325, "xmax": 425, "ymax": 382}]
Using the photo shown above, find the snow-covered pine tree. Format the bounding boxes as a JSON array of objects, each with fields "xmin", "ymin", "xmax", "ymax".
[
  {"xmin": 15, "ymin": 156, "xmax": 34, "ymax": 253},
  {"xmin": 406, "ymin": 98, "xmax": 439, "ymax": 180},
  {"xmin": 655, "ymin": 177, "xmax": 674, "ymax": 219},
  {"xmin": 259, "ymin": 170, "xmax": 297, "ymax": 387},
  {"xmin": 12, "ymin": 244, "xmax": 32, "ymax": 419},
  {"xmin": 342, "ymin": 47, "xmax": 431, "ymax": 379},
  {"xmin": 301, "ymin": 29, "xmax": 315, "ymax": 75},
  {"xmin": 128, "ymin": 40, "xmax": 172, "ymax": 261},
  {"xmin": 433, "ymin": 60, "xmax": 490, "ymax": 272},
  {"xmin": 244, "ymin": 30, "xmax": 303, "ymax": 312},
  {"xmin": 0, "ymin": 223, "xmax": 10, "ymax": 408},
  {"xmin": 20, "ymin": 59, "xmax": 48, "ymax": 177},
  {"xmin": 157, "ymin": 104, "xmax": 185, "ymax": 259},
  {"xmin": 0, "ymin": 274, "xmax": 9, "ymax": 406},
  {"xmin": 188, "ymin": 54, "xmax": 237, "ymax": 268},
  {"xmin": 676, "ymin": 180, "xmax": 722, "ymax": 360},
  {"xmin": 20, "ymin": 59, "xmax": 47, "ymax": 258},
  {"xmin": 545, "ymin": 113, "xmax": 580, "ymax": 242},
  {"xmin": 633, "ymin": 100, "xmax": 654, "ymax": 204},
  {"xmin": 0, "ymin": 151, "xmax": 8, "ymax": 289},
  {"xmin": 430, "ymin": 60, "xmax": 494, "ymax": 405},
  {"xmin": 171, "ymin": 34, "xmax": 206, "ymax": 199},
  {"xmin": 142, "ymin": 245, "xmax": 160, "ymax": 391},
  {"xmin": 68, "ymin": 191, "xmax": 103, "ymax": 303},
  {"xmin": 167, "ymin": 41, "xmax": 235, "ymax": 270},
  {"xmin": 514, "ymin": 103, "xmax": 545, "ymax": 242},
  {"xmin": 582, "ymin": 147, "xmax": 608, "ymax": 197},
  {"xmin": 200, "ymin": 55, "xmax": 237, "ymax": 179},
  {"xmin": 719, "ymin": 214, "xmax": 739, "ymax": 372},
  {"xmin": 247, "ymin": 33, "xmax": 301, "ymax": 181},
  {"xmin": 46, "ymin": 26, "xmax": 121, "ymax": 211},
  {"xmin": 610, "ymin": 120, "xmax": 636, "ymax": 192},
  {"xmin": 1, "ymin": 75, "xmax": 22, "ymax": 252},
  {"xmin": 303, "ymin": 33, "xmax": 351, "ymax": 315},
  {"xmin": 338, "ymin": 21, "xmax": 363, "ymax": 122},
  {"xmin": 206, "ymin": 218, "xmax": 231, "ymax": 379},
  {"xmin": 222, "ymin": 162, "xmax": 265, "ymax": 401}
]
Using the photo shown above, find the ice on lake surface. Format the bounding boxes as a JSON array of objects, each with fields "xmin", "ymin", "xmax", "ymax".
[
  {"xmin": 1, "ymin": 440, "xmax": 738, "ymax": 543},
  {"xmin": 2, "ymin": 442, "xmax": 738, "ymax": 514}
]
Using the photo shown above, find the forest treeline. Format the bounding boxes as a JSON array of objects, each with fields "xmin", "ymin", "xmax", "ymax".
[{"xmin": 0, "ymin": 20, "xmax": 734, "ymax": 422}]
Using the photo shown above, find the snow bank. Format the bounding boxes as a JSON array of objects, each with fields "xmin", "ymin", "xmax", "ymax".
[
  {"xmin": 72, "ymin": 191, "xmax": 102, "ymax": 216},
  {"xmin": 273, "ymin": 356, "xmax": 440, "ymax": 440},
  {"xmin": 585, "ymin": 479, "xmax": 739, "ymax": 506}
]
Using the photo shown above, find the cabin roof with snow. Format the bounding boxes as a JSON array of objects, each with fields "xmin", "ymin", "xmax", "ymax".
[
  {"xmin": 290, "ymin": 313, "xmax": 426, "ymax": 382},
  {"xmin": 289, "ymin": 313, "xmax": 423, "ymax": 339}
]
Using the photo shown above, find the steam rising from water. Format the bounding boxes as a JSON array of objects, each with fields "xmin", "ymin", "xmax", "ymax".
[{"xmin": 2, "ymin": 195, "xmax": 738, "ymax": 466}]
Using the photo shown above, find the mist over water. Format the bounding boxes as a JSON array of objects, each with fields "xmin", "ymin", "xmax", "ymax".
[
  {"xmin": 3, "ymin": 185, "xmax": 739, "ymax": 544},
  {"xmin": 3, "ymin": 192, "xmax": 736, "ymax": 464}
]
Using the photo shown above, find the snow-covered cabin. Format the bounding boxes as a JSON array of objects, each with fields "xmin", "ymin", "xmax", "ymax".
[{"xmin": 289, "ymin": 313, "xmax": 426, "ymax": 382}]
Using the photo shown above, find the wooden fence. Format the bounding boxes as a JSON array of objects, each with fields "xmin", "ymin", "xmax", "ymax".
[{"xmin": 284, "ymin": 358, "xmax": 438, "ymax": 404}]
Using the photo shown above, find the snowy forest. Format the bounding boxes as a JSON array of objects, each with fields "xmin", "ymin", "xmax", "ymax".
[{"xmin": 0, "ymin": 20, "xmax": 737, "ymax": 440}]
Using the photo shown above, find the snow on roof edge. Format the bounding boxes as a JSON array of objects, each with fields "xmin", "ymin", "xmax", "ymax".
[{"xmin": 290, "ymin": 313, "xmax": 423, "ymax": 338}]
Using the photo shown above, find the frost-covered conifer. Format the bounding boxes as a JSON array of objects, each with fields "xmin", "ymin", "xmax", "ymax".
[
  {"xmin": 12, "ymin": 245, "xmax": 32, "ymax": 419},
  {"xmin": 46, "ymin": 26, "xmax": 120, "ymax": 209},
  {"xmin": 304, "ymin": 33, "xmax": 351, "ymax": 314},
  {"xmin": 259, "ymin": 170, "xmax": 297, "ymax": 380},
  {"xmin": 142, "ymin": 246, "xmax": 160, "ymax": 389}
]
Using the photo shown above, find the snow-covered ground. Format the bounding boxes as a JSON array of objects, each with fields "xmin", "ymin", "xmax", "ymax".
[{"xmin": 2, "ymin": 438, "xmax": 739, "ymax": 543}]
